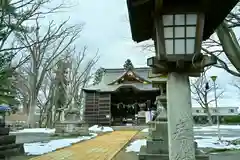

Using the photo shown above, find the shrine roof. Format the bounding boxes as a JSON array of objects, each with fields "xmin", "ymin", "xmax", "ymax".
[
  {"xmin": 83, "ymin": 67, "xmax": 166, "ymax": 92},
  {"xmin": 84, "ymin": 83, "xmax": 158, "ymax": 92}
]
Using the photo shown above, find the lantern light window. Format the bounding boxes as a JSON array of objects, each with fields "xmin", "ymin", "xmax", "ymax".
[{"xmin": 162, "ymin": 14, "xmax": 198, "ymax": 55}]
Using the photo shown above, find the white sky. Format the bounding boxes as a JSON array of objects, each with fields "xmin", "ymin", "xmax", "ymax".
[{"xmin": 44, "ymin": 0, "xmax": 240, "ymax": 107}]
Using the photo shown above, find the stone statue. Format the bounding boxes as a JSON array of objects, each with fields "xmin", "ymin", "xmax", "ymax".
[{"xmin": 153, "ymin": 96, "xmax": 167, "ymax": 121}]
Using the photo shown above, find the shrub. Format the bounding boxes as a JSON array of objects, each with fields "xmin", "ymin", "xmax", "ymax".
[{"xmin": 223, "ymin": 115, "xmax": 240, "ymax": 124}]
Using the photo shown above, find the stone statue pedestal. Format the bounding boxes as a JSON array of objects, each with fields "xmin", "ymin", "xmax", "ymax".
[
  {"xmin": 55, "ymin": 120, "xmax": 89, "ymax": 136},
  {"xmin": 138, "ymin": 121, "xmax": 209, "ymax": 160},
  {"xmin": 55, "ymin": 108, "xmax": 89, "ymax": 136}
]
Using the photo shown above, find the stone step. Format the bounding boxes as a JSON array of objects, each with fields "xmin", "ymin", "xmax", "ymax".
[
  {"xmin": 0, "ymin": 145, "xmax": 24, "ymax": 158},
  {"xmin": 0, "ymin": 135, "xmax": 16, "ymax": 145},
  {"xmin": 0, "ymin": 127, "xmax": 10, "ymax": 136},
  {"xmin": 0, "ymin": 143, "xmax": 24, "ymax": 151}
]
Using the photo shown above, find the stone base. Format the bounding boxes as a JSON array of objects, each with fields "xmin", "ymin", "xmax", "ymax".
[
  {"xmin": 0, "ymin": 135, "xmax": 16, "ymax": 145},
  {"xmin": 0, "ymin": 144, "xmax": 24, "ymax": 159},
  {"xmin": 137, "ymin": 117, "xmax": 146, "ymax": 125},
  {"xmin": 55, "ymin": 121, "xmax": 89, "ymax": 136},
  {"xmin": 146, "ymin": 139, "xmax": 168, "ymax": 154},
  {"xmin": 148, "ymin": 121, "xmax": 168, "ymax": 141},
  {"xmin": 0, "ymin": 133, "xmax": 24, "ymax": 159},
  {"xmin": 139, "ymin": 146, "xmax": 209, "ymax": 160}
]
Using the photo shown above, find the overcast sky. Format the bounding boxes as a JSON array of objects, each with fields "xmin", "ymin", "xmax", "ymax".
[{"xmin": 47, "ymin": 0, "xmax": 240, "ymax": 107}]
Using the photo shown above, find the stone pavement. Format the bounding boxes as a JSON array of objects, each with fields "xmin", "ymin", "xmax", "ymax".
[{"xmin": 30, "ymin": 131, "xmax": 137, "ymax": 160}]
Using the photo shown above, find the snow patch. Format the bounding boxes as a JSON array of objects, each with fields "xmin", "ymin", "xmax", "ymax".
[
  {"xmin": 141, "ymin": 128, "xmax": 149, "ymax": 133},
  {"xmin": 125, "ymin": 139, "xmax": 146, "ymax": 152},
  {"xmin": 24, "ymin": 133, "xmax": 97, "ymax": 155},
  {"xmin": 126, "ymin": 136, "xmax": 240, "ymax": 153},
  {"xmin": 194, "ymin": 125, "xmax": 240, "ymax": 131},
  {"xmin": 196, "ymin": 136, "xmax": 240, "ymax": 149},
  {"xmin": 88, "ymin": 125, "xmax": 113, "ymax": 132},
  {"xmin": 10, "ymin": 128, "xmax": 56, "ymax": 134},
  {"xmin": 141, "ymin": 125, "xmax": 240, "ymax": 133}
]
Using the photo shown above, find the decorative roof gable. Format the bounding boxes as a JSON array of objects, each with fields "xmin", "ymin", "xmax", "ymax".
[{"xmin": 108, "ymin": 69, "xmax": 151, "ymax": 85}]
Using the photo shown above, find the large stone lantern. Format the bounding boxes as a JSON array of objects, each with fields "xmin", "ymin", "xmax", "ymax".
[{"xmin": 126, "ymin": 0, "xmax": 238, "ymax": 160}]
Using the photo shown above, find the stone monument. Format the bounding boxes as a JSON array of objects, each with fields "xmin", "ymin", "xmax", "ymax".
[
  {"xmin": 55, "ymin": 108, "xmax": 89, "ymax": 136},
  {"xmin": 138, "ymin": 96, "xmax": 209, "ymax": 160}
]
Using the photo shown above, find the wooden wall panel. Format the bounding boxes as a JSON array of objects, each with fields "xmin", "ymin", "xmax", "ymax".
[
  {"xmin": 84, "ymin": 92, "xmax": 99, "ymax": 125},
  {"xmin": 98, "ymin": 93, "xmax": 111, "ymax": 125}
]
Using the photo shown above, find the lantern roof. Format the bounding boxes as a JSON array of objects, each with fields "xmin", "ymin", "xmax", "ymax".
[{"xmin": 127, "ymin": 0, "xmax": 238, "ymax": 42}]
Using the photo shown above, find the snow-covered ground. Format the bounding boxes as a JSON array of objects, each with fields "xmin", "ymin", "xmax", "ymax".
[
  {"xmin": 195, "ymin": 136, "xmax": 240, "ymax": 149},
  {"xmin": 11, "ymin": 125, "xmax": 114, "ymax": 134},
  {"xmin": 141, "ymin": 128, "xmax": 149, "ymax": 133},
  {"xmin": 13, "ymin": 125, "xmax": 114, "ymax": 155},
  {"xmin": 141, "ymin": 125, "xmax": 240, "ymax": 133},
  {"xmin": 126, "ymin": 139, "xmax": 146, "ymax": 152},
  {"xmin": 194, "ymin": 125, "xmax": 240, "ymax": 131},
  {"xmin": 25, "ymin": 133, "xmax": 97, "ymax": 155},
  {"xmin": 10, "ymin": 128, "xmax": 56, "ymax": 134},
  {"xmin": 128, "ymin": 125, "xmax": 240, "ymax": 153},
  {"xmin": 126, "ymin": 136, "xmax": 240, "ymax": 153},
  {"xmin": 88, "ymin": 125, "xmax": 114, "ymax": 133}
]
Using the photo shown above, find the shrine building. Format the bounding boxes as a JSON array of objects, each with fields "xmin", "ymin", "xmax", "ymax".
[{"xmin": 83, "ymin": 67, "xmax": 167, "ymax": 126}]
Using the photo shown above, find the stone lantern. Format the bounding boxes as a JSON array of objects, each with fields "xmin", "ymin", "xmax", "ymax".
[{"xmin": 126, "ymin": 0, "xmax": 238, "ymax": 160}]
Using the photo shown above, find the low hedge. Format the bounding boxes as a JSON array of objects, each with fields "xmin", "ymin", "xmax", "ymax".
[{"xmin": 223, "ymin": 115, "xmax": 240, "ymax": 124}]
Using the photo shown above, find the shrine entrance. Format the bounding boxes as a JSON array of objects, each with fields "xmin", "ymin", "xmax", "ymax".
[{"xmin": 110, "ymin": 86, "xmax": 159, "ymax": 125}]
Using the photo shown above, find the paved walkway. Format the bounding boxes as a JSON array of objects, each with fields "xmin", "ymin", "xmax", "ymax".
[{"xmin": 30, "ymin": 131, "xmax": 137, "ymax": 160}]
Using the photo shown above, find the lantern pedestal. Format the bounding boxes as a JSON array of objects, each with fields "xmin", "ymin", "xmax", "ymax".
[
  {"xmin": 167, "ymin": 72, "xmax": 195, "ymax": 159},
  {"xmin": 138, "ymin": 121, "xmax": 209, "ymax": 160}
]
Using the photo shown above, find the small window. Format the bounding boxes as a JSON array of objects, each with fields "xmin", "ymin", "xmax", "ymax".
[
  {"xmin": 196, "ymin": 110, "xmax": 200, "ymax": 113},
  {"xmin": 204, "ymin": 110, "xmax": 207, "ymax": 113},
  {"xmin": 229, "ymin": 109, "xmax": 235, "ymax": 113}
]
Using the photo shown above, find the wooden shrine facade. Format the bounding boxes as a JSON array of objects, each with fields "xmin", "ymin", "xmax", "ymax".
[{"xmin": 83, "ymin": 67, "xmax": 167, "ymax": 126}]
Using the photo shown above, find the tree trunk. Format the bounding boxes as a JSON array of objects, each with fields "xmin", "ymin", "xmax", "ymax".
[
  {"xmin": 38, "ymin": 108, "xmax": 45, "ymax": 128},
  {"xmin": 22, "ymin": 100, "xmax": 29, "ymax": 115},
  {"xmin": 27, "ymin": 97, "xmax": 36, "ymax": 128},
  {"xmin": 216, "ymin": 22, "xmax": 240, "ymax": 73},
  {"xmin": 27, "ymin": 80, "xmax": 37, "ymax": 127},
  {"xmin": 203, "ymin": 90, "xmax": 213, "ymax": 125},
  {"xmin": 45, "ymin": 111, "xmax": 52, "ymax": 128},
  {"xmin": 205, "ymin": 107, "xmax": 213, "ymax": 125}
]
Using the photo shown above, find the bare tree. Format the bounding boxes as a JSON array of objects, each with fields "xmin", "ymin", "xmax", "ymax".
[
  {"xmin": 0, "ymin": 0, "xmax": 67, "ymax": 53},
  {"xmin": 36, "ymin": 70, "xmax": 55, "ymax": 127},
  {"xmin": 191, "ymin": 68, "xmax": 224, "ymax": 125},
  {"xmin": 15, "ymin": 16, "xmax": 83, "ymax": 127},
  {"xmin": 232, "ymin": 77, "xmax": 240, "ymax": 98},
  {"xmin": 0, "ymin": 0, "xmax": 65, "ymax": 108},
  {"xmin": 63, "ymin": 47, "xmax": 98, "ymax": 118},
  {"xmin": 22, "ymin": 46, "xmax": 98, "ymax": 127},
  {"xmin": 201, "ymin": 3, "xmax": 240, "ymax": 77}
]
